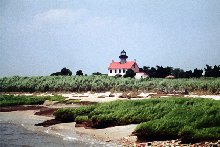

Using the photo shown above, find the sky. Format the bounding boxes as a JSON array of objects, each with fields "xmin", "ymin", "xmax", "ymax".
[{"xmin": 0, "ymin": 0, "xmax": 220, "ymax": 77}]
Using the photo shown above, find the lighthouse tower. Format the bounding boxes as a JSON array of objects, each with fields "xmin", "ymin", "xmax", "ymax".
[
  {"xmin": 119, "ymin": 50, "xmax": 128, "ymax": 64},
  {"xmin": 108, "ymin": 50, "xmax": 143, "ymax": 77}
]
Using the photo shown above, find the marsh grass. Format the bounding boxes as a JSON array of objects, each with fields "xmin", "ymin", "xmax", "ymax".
[
  {"xmin": 0, "ymin": 76, "xmax": 219, "ymax": 94},
  {"xmin": 0, "ymin": 95, "xmax": 65, "ymax": 106},
  {"xmin": 54, "ymin": 97, "xmax": 220, "ymax": 142}
]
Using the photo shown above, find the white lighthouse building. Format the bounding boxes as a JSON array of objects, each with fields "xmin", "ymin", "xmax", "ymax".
[{"xmin": 108, "ymin": 50, "xmax": 140, "ymax": 76}]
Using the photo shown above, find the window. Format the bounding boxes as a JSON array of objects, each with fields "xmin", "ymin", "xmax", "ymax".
[
  {"xmin": 115, "ymin": 70, "xmax": 117, "ymax": 73},
  {"xmin": 119, "ymin": 69, "xmax": 121, "ymax": 73},
  {"xmin": 110, "ymin": 70, "xmax": 112, "ymax": 73},
  {"xmin": 123, "ymin": 69, "xmax": 125, "ymax": 73}
]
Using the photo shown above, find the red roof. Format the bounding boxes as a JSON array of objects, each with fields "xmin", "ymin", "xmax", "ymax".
[{"xmin": 108, "ymin": 61, "xmax": 136, "ymax": 69}]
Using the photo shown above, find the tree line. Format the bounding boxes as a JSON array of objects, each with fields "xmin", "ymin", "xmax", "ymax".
[
  {"xmin": 51, "ymin": 68, "xmax": 84, "ymax": 76},
  {"xmin": 140, "ymin": 64, "xmax": 220, "ymax": 78},
  {"xmin": 51, "ymin": 65, "xmax": 220, "ymax": 78}
]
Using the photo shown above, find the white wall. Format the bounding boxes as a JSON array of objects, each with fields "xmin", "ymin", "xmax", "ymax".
[{"xmin": 108, "ymin": 69, "xmax": 127, "ymax": 76}]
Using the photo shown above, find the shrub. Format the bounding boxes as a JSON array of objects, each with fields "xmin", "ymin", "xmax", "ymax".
[
  {"xmin": 53, "ymin": 97, "xmax": 220, "ymax": 142},
  {"xmin": 0, "ymin": 95, "xmax": 65, "ymax": 106},
  {"xmin": 75, "ymin": 116, "xmax": 89, "ymax": 123}
]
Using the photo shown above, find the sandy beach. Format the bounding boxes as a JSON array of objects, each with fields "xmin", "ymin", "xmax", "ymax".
[
  {"xmin": 0, "ymin": 107, "xmax": 136, "ymax": 146},
  {"xmin": 1, "ymin": 92, "xmax": 220, "ymax": 146}
]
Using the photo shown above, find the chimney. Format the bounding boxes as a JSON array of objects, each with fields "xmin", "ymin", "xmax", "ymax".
[{"xmin": 112, "ymin": 60, "xmax": 114, "ymax": 63}]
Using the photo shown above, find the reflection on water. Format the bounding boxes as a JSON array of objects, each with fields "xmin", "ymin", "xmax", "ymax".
[{"xmin": 0, "ymin": 123, "xmax": 104, "ymax": 147}]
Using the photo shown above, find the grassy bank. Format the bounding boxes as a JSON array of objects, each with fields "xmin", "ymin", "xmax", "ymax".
[
  {"xmin": 1, "ymin": 76, "xmax": 220, "ymax": 94},
  {"xmin": 54, "ymin": 98, "xmax": 220, "ymax": 142},
  {"xmin": 0, "ymin": 95, "xmax": 65, "ymax": 106}
]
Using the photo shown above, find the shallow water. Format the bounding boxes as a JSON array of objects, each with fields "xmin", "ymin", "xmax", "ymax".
[
  {"xmin": 0, "ymin": 111, "xmax": 114, "ymax": 147},
  {"xmin": 0, "ymin": 123, "xmax": 106, "ymax": 147}
]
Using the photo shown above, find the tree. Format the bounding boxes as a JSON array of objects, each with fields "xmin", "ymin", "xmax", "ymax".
[
  {"xmin": 193, "ymin": 68, "xmax": 203, "ymax": 78},
  {"xmin": 184, "ymin": 70, "xmax": 193, "ymax": 78},
  {"xmin": 154, "ymin": 66, "xmax": 172, "ymax": 78},
  {"xmin": 50, "ymin": 67, "xmax": 72, "ymax": 76},
  {"xmin": 124, "ymin": 69, "xmax": 136, "ymax": 78},
  {"xmin": 61, "ymin": 67, "xmax": 72, "ymax": 76},
  {"xmin": 76, "ymin": 70, "xmax": 83, "ymax": 76},
  {"xmin": 204, "ymin": 65, "xmax": 220, "ymax": 77},
  {"xmin": 50, "ymin": 72, "xmax": 61, "ymax": 76},
  {"xmin": 149, "ymin": 67, "xmax": 157, "ymax": 78},
  {"xmin": 172, "ymin": 68, "xmax": 183, "ymax": 78},
  {"xmin": 212, "ymin": 65, "xmax": 220, "ymax": 77},
  {"xmin": 204, "ymin": 65, "xmax": 212, "ymax": 77},
  {"xmin": 92, "ymin": 72, "xmax": 102, "ymax": 75},
  {"xmin": 142, "ymin": 66, "xmax": 150, "ymax": 74}
]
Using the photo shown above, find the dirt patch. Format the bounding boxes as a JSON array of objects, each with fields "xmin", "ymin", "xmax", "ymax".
[
  {"xmin": 35, "ymin": 119, "xmax": 62, "ymax": 127},
  {"xmin": 0, "ymin": 105, "xmax": 58, "ymax": 117},
  {"xmin": 0, "ymin": 105, "xmax": 46, "ymax": 112},
  {"xmin": 34, "ymin": 108, "xmax": 58, "ymax": 117},
  {"xmin": 79, "ymin": 101, "xmax": 98, "ymax": 105},
  {"xmin": 148, "ymin": 93, "xmax": 185, "ymax": 98},
  {"xmin": 65, "ymin": 100, "xmax": 98, "ymax": 105}
]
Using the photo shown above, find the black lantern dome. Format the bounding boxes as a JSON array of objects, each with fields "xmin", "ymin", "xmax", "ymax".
[{"xmin": 119, "ymin": 50, "xmax": 128, "ymax": 64}]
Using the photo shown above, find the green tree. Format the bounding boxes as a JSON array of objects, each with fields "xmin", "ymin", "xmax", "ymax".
[
  {"xmin": 204, "ymin": 65, "xmax": 220, "ymax": 77},
  {"xmin": 92, "ymin": 72, "xmax": 102, "ymax": 75},
  {"xmin": 61, "ymin": 67, "xmax": 72, "ymax": 76},
  {"xmin": 184, "ymin": 70, "xmax": 193, "ymax": 78},
  {"xmin": 50, "ymin": 72, "xmax": 61, "ymax": 76},
  {"xmin": 193, "ymin": 68, "xmax": 203, "ymax": 78},
  {"xmin": 172, "ymin": 68, "xmax": 183, "ymax": 78},
  {"xmin": 51, "ymin": 67, "xmax": 72, "ymax": 76},
  {"xmin": 76, "ymin": 70, "xmax": 83, "ymax": 76},
  {"xmin": 124, "ymin": 69, "xmax": 136, "ymax": 78}
]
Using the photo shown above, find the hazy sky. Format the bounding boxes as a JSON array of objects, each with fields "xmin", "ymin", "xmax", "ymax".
[{"xmin": 1, "ymin": 0, "xmax": 220, "ymax": 76}]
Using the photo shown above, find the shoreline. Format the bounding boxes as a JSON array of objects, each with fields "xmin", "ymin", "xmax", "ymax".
[
  {"xmin": 1, "ymin": 91, "xmax": 220, "ymax": 102},
  {"xmin": 1, "ymin": 108, "xmax": 219, "ymax": 146},
  {"xmin": 1, "ymin": 92, "xmax": 220, "ymax": 146},
  {"xmin": 0, "ymin": 107, "xmax": 133, "ymax": 146},
  {"xmin": 0, "ymin": 110, "xmax": 118, "ymax": 146}
]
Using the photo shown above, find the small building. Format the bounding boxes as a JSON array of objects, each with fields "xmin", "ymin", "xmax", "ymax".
[
  {"xmin": 165, "ymin": 75, "xmax": 175, "ymax": 79},
  {"xmin": 108, "ymin": 50, "xmax": 140, "ymax": 76},
  {"xmin": 135, "ymin": 72, "xmax": 149, "ymax": 79}
]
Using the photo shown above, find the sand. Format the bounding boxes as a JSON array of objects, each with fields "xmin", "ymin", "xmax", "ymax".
[
  {"xmin": 0, "ymin": 110, "xmax": 136, "ymax": 146},
  {"xmin": 1, "ymin": 92, "xmax": 220, "ymax": 146}
]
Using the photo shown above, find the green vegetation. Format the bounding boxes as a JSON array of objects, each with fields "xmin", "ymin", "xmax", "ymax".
[
  {"xmin": 0, "ymin": 76, "xmax": 220, "ymax": 94},
  {"xmin": 54, "ymin": 98, "xmax": 220, "ymax": 142},
  {"xmin": 0, "ymin": 95, "xmax": 65, "ymax": 106},
  {"xmin": 76, "ymin": 70, "xmax": 84, "ymax": 76},
  {"xmin": 51, "ymin": 67, "xmax": 72, "ymax": 76},
  {"xmin": 141, "ymin": 64, "xmax": 220, "ymax": 78},
  {"xmin": 124, "ymin": 69, "xmax": 136, "ymax": 78}
]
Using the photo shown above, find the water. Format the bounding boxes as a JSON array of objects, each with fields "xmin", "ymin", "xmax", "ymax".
[
  {"xmin": 0, "ymin": 123, "xmax": 106, "ymax": 147},
  {"xmin": 0, "ymin": 111, "xmax": 116, "ymax": 147}
]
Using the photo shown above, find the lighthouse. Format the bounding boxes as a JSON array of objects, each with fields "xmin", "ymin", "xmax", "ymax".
[
  {"xmin": 119, "ymin": 50, "xmax": 128, "ymax": 64},
  {"xmin": 108, "ymin": 50, "xmax": 140, "ymax": 76}
]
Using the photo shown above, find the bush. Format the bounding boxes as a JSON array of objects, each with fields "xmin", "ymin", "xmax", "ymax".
[
  {"xmin": 0, "ymin": 95, "xmax": 65, "ymax": 106},
  {"xmin": 124, "ymin": 69, "xmax": 136, "ymax": 78},
  {"xmin": 54, "ymin": 105, "xmax": 96, "ymax": 122},
  {"xmin": 75, "ymin": 116, "xmax": 89, "ymax": 123},
  {"xmin": 53, "ymin": 97, "xmax": 220, "ymax": 142}
]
